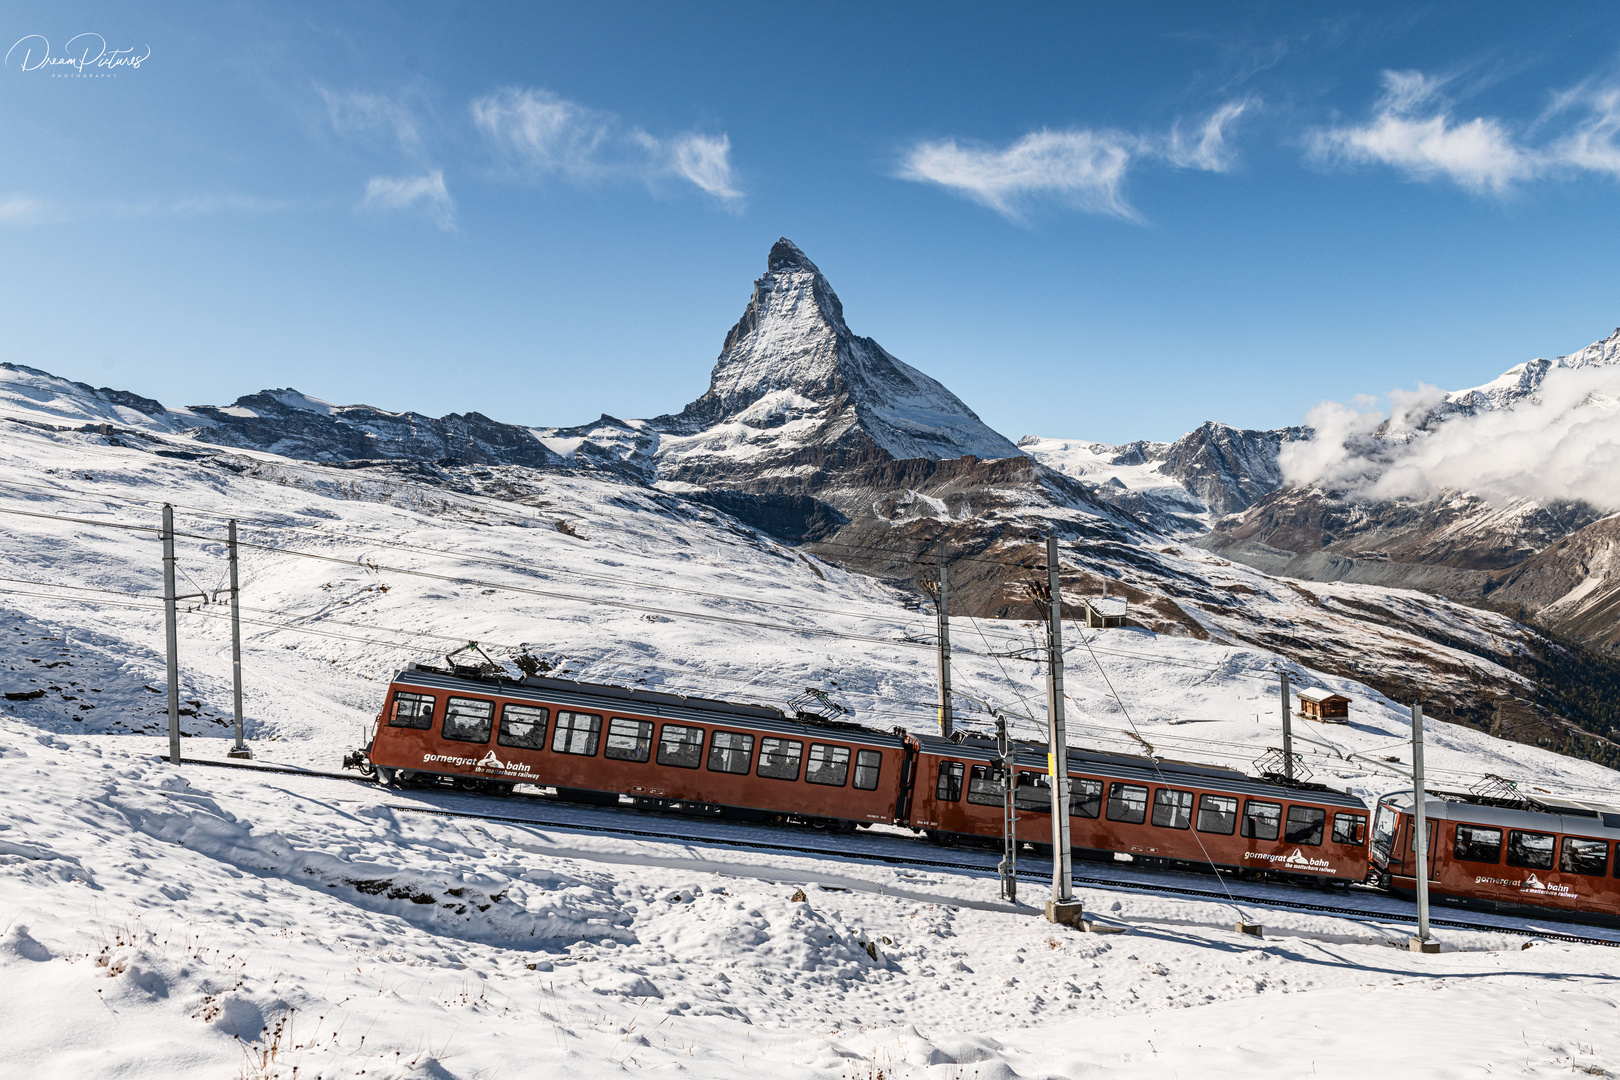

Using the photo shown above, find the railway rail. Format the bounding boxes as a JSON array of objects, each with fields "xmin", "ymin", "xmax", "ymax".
[{"xmin": 168, "ymin": 754, "xmax": 1620, "ymax": 948}]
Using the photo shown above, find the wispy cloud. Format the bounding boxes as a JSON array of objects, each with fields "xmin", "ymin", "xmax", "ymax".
[
  {"xmin": 470, "ymin": 87, "xmax": 741, "ymax": 203},
  {"xmin": 0, "ymin": 192, "xmax": 286, "ymax": 226},
  {"xmin": 896, "ymin": 100, "xmax": 1252, "ymax": 222},
  {"xmin": 0, "ymin": 194, "xmax": 58, "ymax": 225},
  {"xmin": 1309, "ymin": 72, "xmax": 1535, "ymax": 193},
  {"xmin": 1310, "ymin": 69, "xmax": 1620, "ymax": 194},
  {"xmin": 317, "ymin": 86, "xmax": 424, "ymax": 156},
  {"xmin": 362, "ymin": 171, "xmax": 455, "ymax": 230}
]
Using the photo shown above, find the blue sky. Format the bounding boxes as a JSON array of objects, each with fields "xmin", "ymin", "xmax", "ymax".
[{"xmin": 4, "ymin": 2, "xmax": 1620, "ymax": 443}]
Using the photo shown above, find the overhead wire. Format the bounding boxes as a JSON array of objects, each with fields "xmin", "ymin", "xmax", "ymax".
[{"xmin": 1063, "ymin": 608, "xmax": 1254, "ymax": 922}]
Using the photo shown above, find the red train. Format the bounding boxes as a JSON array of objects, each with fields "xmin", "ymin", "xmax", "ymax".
[
  {"xmin": 1372, "ymin": 791, "xmax": 1620, "ymax": 927},
  {"xmin": 350, "ymin": 665, "xmax": 1370, "ymax": 888}
]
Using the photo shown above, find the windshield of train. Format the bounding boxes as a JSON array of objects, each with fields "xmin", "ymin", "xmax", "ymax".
[{"xmin": 1371, "ymin": 803, "xmax": 1398, "ymax": 862}]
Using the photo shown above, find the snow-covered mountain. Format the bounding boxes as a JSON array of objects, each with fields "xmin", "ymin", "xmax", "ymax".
[
  {"xmin": 1445, "ymin": 326, "xmax": 1620, "ymax": 414},
  {"xmin": 1196, "ymin": 326, "xmax": 1620, "ymax": 655},
  {"xmin": 652, "ymin": 239, "xmax": 1022, "ymax": 481},
  {"xmin": 1020, "ymin": 421, "xmax": 1306, "ymax": 535}
]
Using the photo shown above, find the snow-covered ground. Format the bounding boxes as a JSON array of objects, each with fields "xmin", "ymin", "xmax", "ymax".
[{"xmin": 3, "ymin": 398, "xmax": 1619, "ymax": 1077}]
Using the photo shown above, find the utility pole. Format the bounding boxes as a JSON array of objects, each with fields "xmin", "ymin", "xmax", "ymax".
[
  {"xmin": 227, "ymin": 520, "xmax": 251, "ymax": 759},
  {"xmin": 1042, "ymin": 536, "xmax": 1081, "ymax": 926},
  {"xmin": 1409, "ymin": 701, "xmax": 1438, "ymax": 953},
  {"xmin": 935, "ymin": 557, "xmax": 953, "ymax": 738},
  {"xmin": 996, "ymin": 713, "xmax": 1017, "ymax": 904},
  {"xmin": 1280, "ymin": 671, "xmax": 1294, "ymax": 781},
  {"xmin": 162, "ymin": 504, "xmax": 181, "ymax": 766}
]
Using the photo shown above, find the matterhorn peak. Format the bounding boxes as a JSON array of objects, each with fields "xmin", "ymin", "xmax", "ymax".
[
  {"xmin": 767, "ymin": 237, "xmax": 820, "ymax": 275},
  {"xmin": 650, "ymin": 238, "xmax": 1022, "ymax": 469}
]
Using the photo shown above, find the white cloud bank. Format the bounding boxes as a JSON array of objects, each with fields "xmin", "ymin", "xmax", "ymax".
[
  {"xmin": 362, "ymin": 171, "xmax": 455, "ymax": 230},
  {"xmin": 471, "ymin": 88, "xmax": 741, "ymax": 202},
  {"xmin": 1311, "ymin": 70, "xmax": 1620, "ymax": 193},
  {"xmin": 1279, "ymin": 366, "xmax": 1620, "ymax": 510},
  {"xmin": 896, "ymin": 99, "xmax": 1252, "ymax": 221}
]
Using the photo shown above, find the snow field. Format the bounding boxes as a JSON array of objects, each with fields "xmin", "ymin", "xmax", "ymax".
[
  {"xmin": 1, "ymin": 412, "xmax": 1619, "ymax": 1076},
  {"xmin": 3, "ymin": 725, "xmax": 1617, "ymax": 1079}
]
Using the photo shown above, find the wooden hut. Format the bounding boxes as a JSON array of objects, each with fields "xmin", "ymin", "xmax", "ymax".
[
  {"xmin": 1297, "ymin": 687, "xmax": 1351, "ymax": 723},
  {"xmin": 1083, "ymin": 597, "xmax": 1127, "ymax": 629}
]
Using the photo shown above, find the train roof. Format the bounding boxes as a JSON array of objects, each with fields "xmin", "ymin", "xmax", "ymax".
[
  {"xmin": 911, "ymin": 732, "xmax": 1365, "ymax": 808},
  {"xmin": 1380, "ymin": 790, "xmax": 1620, "ymax": 839},
  {"xmin": 392, "ymin": 666, "xmax": 907, "ymax": 748}
]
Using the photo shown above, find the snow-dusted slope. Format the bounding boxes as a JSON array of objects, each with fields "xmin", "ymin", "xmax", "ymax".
[{"xmin": 652, "ymin": 239, "xmax": 1023, "ymax": 481}]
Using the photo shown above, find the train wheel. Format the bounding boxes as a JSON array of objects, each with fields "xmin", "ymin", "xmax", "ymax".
[{"xmin": 375, "ymin": 766, "xmax": 397, "ymax": 787}]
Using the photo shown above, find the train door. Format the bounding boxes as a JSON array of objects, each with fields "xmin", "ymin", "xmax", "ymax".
[{"xmin": 1401, "ymin": 817, "xmax": 1439, "ymax": 882}]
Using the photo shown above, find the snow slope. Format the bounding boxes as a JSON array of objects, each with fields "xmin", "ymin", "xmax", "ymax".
[{"xmin": 3, "ymin": 400, "xmax": 1620, "ymax": 1077}]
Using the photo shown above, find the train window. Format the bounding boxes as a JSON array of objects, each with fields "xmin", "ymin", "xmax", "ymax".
[
  {"xmin": 1560, "ymin": 837, "xmax": 1610, "ymax": 877},
  {"xmin": 1332, "ymin": 813, "xmax": 1368, "ymax": 846},
  {"xmin": 1151, "ymin": 789, "xmax": 1194, "ymax": 830},
  {"xmin": 604, "ymin": 718, "xmax": 654, "ymax": 763},
  {"xmin": 1506, "ymin": 830, "xmax": 1556, "ymax": 870},
  {"xmin": 1072, "ymin": 778, "xmax": 1103, "ymax": 819},
  {"xmin": 657, "ymin": 725, "xmax": 703, "ymax": 769},
  {"xmin": 442, "ymin": 697, "xmax": 495, "ymax": 743},
  {"xmin": 935, "ymin": 761, "xmax": 964, "ymax": 802},
  {"xmin": 756, "ymin": 737, "xmax": 803, "ymax": 781},
  {"xmin": 1106, "ymin": 783, "xmax": 1148, "ymax": 824},
  {"xmin": 1197, "ymin": 795, "xmax": 1238, "ymax": 835},
  {"xmin": 1284, "ymin": 806, "xmax": 1326, "ymax": 846},
  {"xmin": 497, "ymin": 704, "xmax": 548, "ymax": 750},
  {"xmin": 552, "ymin": 711, "xmax": 602, "ymax": 757},
  {"xmin": 1453, "ymin": 824, "xmax": 1502, "ymax": 863},
  {"xmin": 806, "ymin": 744, "xmax": 851, "ymax": 786},
  {"xmin": 966, "ymin": 764, "xmax": 1004, "ymax": 806},
  {"xmin": 853, "ymin": 750, "xmax": 883, "ymax": 791},
  {"xmin": 389, "ymin": 691, "xmax": 435, "ymax": 729},
  {"xmin": 1015, "ymin": 772, "xmax": 1052, "ymax": 813},
  {"xmin": 707, "ymin": 731, "xmax": 755, "ymax": 774},
  {"xmin": 1242, "ymin": 801, "xmax": 1282, "ymax": 841}
]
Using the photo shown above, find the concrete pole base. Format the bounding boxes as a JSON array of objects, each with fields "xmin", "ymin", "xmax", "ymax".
[
  {"xmin": 227, "ymin": 746, "xmax": 254, "ymax": 760},
  {"xmin": 1408, "ymin": 936, "xmax": 1440, "ymax": 954},
  {"xmin": 1081, "ymin": 920, "xmax": 1127, "ymax": 935},
  {"xmin": 1045, "ymin": 900, "xmax": 1084, "ymax": 926},
  {"xmin": 1235, "ymin": 921, "xmax": 1264, "ymax": 937}
]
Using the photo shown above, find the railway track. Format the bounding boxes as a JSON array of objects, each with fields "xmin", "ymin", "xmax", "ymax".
[{"xmin": 170, "ymin": 754, "xmax": 1620, "ymax": 948}]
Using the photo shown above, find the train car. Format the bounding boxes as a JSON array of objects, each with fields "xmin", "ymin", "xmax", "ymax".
[
  {"xmin": 910, "ymin": 734, "xmax": 1370, "ymax": 884},
  {"xmin": 906, "ymin": 733, "xmax": 1068, "ymax": 847},
  {"xmin": 1371, "ymin": 790, "xmax": 1620, "ymax": 926},
  {"xmin": 362, "ymin": 665, "xmax": 912, "ymax": 828}
]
